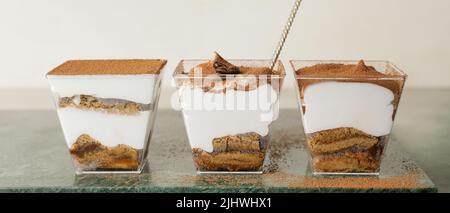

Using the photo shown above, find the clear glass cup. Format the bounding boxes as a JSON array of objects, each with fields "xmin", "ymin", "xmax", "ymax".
[
  {"xmin": 173, "ymin": 59, "xmax": 285, "ymax": 174},
  {"xmin": 47, "ymin": 60, "xmax": 165, "ymax": 174},
  {"xmin": 290, "ymin": 60, "xmax": 407, "ymax": 176}
]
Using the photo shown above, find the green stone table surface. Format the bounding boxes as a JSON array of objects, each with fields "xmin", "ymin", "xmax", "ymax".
[{"xmin": 0, "ymin": 89, "xmax": 448, "ymax": 193}]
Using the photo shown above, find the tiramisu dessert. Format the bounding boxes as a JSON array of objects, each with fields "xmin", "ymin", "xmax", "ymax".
[
  {"xmin": 173, "ymin": 52, "xmax": 285, "ymax": 173},
  {"xmin": 292, "ymin": 60, "xmax": 407, "ymax": 175},
  {"xmin": 47, "ymin": 59, "xmax": 166, "ymax": 174}
]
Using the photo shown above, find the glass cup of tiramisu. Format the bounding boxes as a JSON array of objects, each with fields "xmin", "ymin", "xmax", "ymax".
[
  {"xmin": 290, "ymin": 60, "xmax": 407, "ymax": 175},
  {"xmin": 47, "ymin": 59, "xmax": 167, "ymax": 174},
  {"xmin": 173, "ymin": 52, "xmax": 285, "ymax": 174}
]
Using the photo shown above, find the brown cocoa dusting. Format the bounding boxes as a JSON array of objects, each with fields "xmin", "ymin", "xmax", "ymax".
[
  {"xmin": 48, "ymin": 59, "xmax": 167, "ymax": 75},
  {"xmin": 176, "ymin": 174, "xmax": 263, "ymax": 186},
  {"xmin": 297, "ymin": 60, "xmax": 388, "ymax": 77},
  {"xmin": 287, "ymin": 174, "xmax": 423, "ymax": 189},
  {"xmin": 174, "ymin": 171, "xmax": 424, "ymax": 190},
  {"xmin": 296, "ymin": 60, "xmax": 405, "ymax": 107},
  {"xmin": 263, "ymin": 129, "xmax": 301, "ymax": 173}
]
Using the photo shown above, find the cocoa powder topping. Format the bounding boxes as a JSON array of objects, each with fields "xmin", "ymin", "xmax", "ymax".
[
  {"xmin": 48, "ymin": 59, "xmax": 167, "ymax": 75},
  {"xmin": 296, "ymin": 60, "xmax": 405, "ymax": 106}
]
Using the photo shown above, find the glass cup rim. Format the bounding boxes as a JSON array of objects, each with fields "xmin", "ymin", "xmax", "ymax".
[{"xmin": 289, "ymin": 59, "xmax": 407, "ymax": 80}]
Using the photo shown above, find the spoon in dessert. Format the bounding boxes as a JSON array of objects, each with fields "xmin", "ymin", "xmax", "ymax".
[{"xmin": 269, "ymin": 0, "xmax": 303, "ymax": 73}]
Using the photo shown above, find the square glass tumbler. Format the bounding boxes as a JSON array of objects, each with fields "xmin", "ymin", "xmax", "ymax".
[
  {"xmin": 47, "ymin": 59, "xmax": 166, "ymax": 174},
  {"xmin": 290, "ymin": 60, "xmax": 407, "ymax": 176},
  {"xmin": 173, "ymin": 59, "xmax": 285, "ymax": 174}
]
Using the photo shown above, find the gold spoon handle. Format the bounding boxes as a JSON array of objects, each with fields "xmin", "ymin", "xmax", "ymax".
[{"xmin": 270, "ymin": 0, "xmax": 302, "ymax": 72}]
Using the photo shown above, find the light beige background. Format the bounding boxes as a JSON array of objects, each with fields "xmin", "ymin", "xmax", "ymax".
[{"xmin": 0, "ymin": 0, "xmax": 449, "ymax": 109}]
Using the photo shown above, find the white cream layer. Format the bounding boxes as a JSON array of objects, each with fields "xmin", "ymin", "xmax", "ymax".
[
  {"xmin": 47, "ymin": 75, "xmax": 158, "ymax": 104},
  {"xmin": 178, "ymin": 84, "xmax": 279, "ymax": 153},
  {"xmin": 302, "ymin": 82, "xmax": 395, "ymax": 136},
  {"xmin": 56, "ymin": 108, "xmax": 152, "ymax": 149}
]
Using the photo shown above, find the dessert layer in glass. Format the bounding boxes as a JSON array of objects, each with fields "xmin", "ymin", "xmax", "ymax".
[
  {"xmin": 47, "ymin": 59, "xmax": 166, "ymax": 174},
  {"xmin": 174, "ymin": 52, "xmax": 285, "ymax": 174},
  {"xmin": 290, "ymin": 60, "xmax": 407, "ymax": 175}
]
